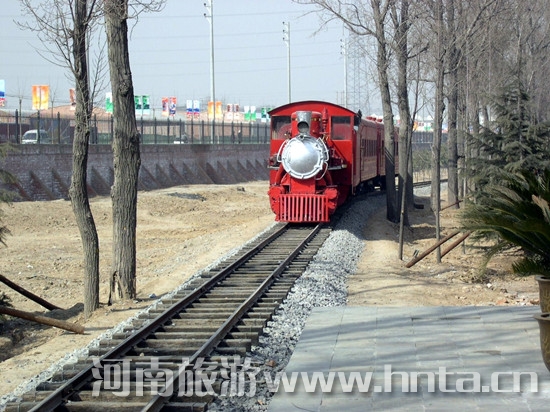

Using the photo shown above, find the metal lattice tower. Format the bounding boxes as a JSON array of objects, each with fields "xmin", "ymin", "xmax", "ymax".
[{"xmin": 345, "ymin": 31, "xmax": 370, "ymax": 114}]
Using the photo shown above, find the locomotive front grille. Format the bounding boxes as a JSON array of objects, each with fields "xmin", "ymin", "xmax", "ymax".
[{"xmin": 279, "ymin": 194, "xmax": 329, "ymax": 222}]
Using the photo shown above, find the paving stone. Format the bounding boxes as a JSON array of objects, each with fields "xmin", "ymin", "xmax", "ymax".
[{"xmin": 268, "ymin": 306, "xmax": 549, "ymax": 411}]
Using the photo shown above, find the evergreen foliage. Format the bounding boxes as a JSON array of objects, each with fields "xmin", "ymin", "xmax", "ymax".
[
  {"xmin": 461, "ymin": 82, "xmax": 550, "ymax": 276},
  {"xmin": 461, "ymin": 168, "xmax": 550, "ymax": 276},
  {"xmin": 466, "ymin": 83, "xmax": 550, "ymax": 203}
]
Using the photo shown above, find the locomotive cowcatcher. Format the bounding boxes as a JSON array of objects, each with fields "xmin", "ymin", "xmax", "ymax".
[{"xmin": 267, "ymin": 100, "xmax": 395, "ymax": 223}]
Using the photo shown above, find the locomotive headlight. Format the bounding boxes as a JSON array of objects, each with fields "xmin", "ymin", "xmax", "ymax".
[{"xmin": 280, "ymin": 135, "xmax": 329, "ymax": 180}]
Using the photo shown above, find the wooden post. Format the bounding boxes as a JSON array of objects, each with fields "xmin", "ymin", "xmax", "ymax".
[
  {"xmin": 441, "ymin": 199, "xmax": 462, "ymax": 211},
  {"xmin": 0, "ymin": 274, "xmax": 62, "ymax": 311},
  {"xmin": 405, "ymin": 230, "xmax": 461, "ymax": 268},
  {"xmin": 0, "ymin": 306, "xmax": 84, "ymax": 334},
  {"xmin": 441, "ymin": 231, "xmax": 471, "ymax": 258}
]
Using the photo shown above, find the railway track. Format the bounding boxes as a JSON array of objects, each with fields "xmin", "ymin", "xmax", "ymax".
[{"xmin": 4, "ymin": 222, "xmax": 332, "ymax": 412}]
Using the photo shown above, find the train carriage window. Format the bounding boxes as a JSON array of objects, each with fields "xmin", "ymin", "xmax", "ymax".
[
  {"xmin": 271, "ymin": 116, "xmax": 292, "ymax": 140},
  {"xmin": 331, "ymin": 116, "xmax": 352, "ymax": 140}
]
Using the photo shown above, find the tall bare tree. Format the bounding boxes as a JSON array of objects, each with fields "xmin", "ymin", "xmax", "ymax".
[
  {"xmin": 445, "ymin": 0, "xmax": 460, "ymax": 210},
  {"xmin": 102, "ymin": 0, "xmax": 164, "ymax": 302},
  {"xmin": 295, "ymin": 0, "xmax": 400, "ymax": 222},
  {"xmin": 430, "ymin": 0, "xmax": 445, "ymax": 261},
  {"xmin": 390, "ymin": 0, "xmax": 414, "ymax": 229},
  {"xmin": 18, "ymin": 0, "xmax": 104, "ymax": 317},
  {"xmin": 104, "ymin": 1, "xmax": 141, "ymax": 301},
  {"xmin": 371, "ymin": 0, "xmax": 398, "ymax": 222},
  {"xmin": 21, "ymin": 0, "xmax": 164, "ymax": 305},
  {"xmin": 443, "ymin": 0, "xmax": 498, "ymax": 210},
  {"xmin": 70, "ymin": 0, "xmax": 101, "ymax": 317}
]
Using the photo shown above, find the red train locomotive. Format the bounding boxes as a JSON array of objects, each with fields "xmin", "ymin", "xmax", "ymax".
[{"xmin": 267, "ymin": 100, "xmax": 396, "ymax": 223}]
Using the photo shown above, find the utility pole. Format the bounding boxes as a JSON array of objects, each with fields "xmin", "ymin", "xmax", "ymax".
[
  {"xmin": 18, "ymin": 96, "xmax": 22, "ymax": 143},
  {"xmin": 283, "ymin": 21, "xmax": 291, "ymax": 103},
  {"xmin": 204, "ymin": 0, "xmax": 215, "ymax": 142}
]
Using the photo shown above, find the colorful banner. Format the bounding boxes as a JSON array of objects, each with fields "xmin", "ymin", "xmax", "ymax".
[
  {"xmin": 193, "ymin": 100, "xmax": 200, "ymax": 118},
  {"xmin": 186, "ymin": 99, "xmax": 193, "ymax": 118},
  {"xmin": 226, "ymin": 103, "xmax": 237, "ymax": 121},
  {"xmin": 163, "ymin": 97, "xmax": 170, "ymax": 116},
  {"xmin": 164, "ymin": 97, "xmax": 177, "ymax": 116},
  {"xmin": 0, "ymin": 80, "xmax": 5, "ymax": 107},
  {"xmin": 32, "ymin": 85, "xmax": 49, "ymax": 110},
  {"xmin": 207, "ymin": 101, "xmax": 223, "ymax": 119},
  {"xmin": 261, "ymin": 107, "xmax": 271, "ymax": 122},
  {"xmin": 105, "ymin": 92, "xmax": 113, "ymax": 113},
  {"xmin": 134, "ymin": 95, "xmax": 143, "ymax": 111},
  {"xmin": 207, "ymin": 101, "xmax": 214, "ymax": 118},
  {"xmin": 168, "ymin": 97, "xmax": 176, "ymax": 116},
  {"xmin": 134, "ymin": 95, "xmax": 151, "ymax": 116},
  {"xmin": 142, "ymin": 95, "xmax": 150, "ymax": 116},
  {"xmin": 244, "ymin": 105, "xmax": 257, "ymax": 122}
]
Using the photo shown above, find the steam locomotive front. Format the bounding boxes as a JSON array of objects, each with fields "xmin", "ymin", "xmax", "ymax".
[{"xmin": 268, "ymin": 110, "xmax": 339, "ymax": 222}]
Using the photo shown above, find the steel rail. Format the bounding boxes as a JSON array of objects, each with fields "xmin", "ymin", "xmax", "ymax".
[{"xmin": 141, "ymin": 223, "xmax": 322, "ymax": 411}]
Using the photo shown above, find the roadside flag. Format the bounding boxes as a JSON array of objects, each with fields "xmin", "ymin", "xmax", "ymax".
[
  {"xmin": 0, "ymin": 80, "xmax": 5, "ymax": 107},
  {"xmin": 169, "ymin": 97, "xmax": 177, "ymax": 116},
  {"xmin": 32, "ymin": 85, "xmax": 49, "ymax": 110},
  {"xmin": 142, "ymin": 95, "xmax": 150, "ymax": 116},
  {"xmin": 105, "ymin": 92, "xmax": 113, "ymax": 113}
]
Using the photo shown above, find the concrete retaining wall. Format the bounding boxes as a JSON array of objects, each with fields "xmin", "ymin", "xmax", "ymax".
[{"xmin": 2, "ymin": 144, "xmax": 270, "ymax": 201}]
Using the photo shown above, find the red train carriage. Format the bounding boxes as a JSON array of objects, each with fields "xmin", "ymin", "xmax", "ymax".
[{"xmin": 267, "ymin": 100, "xmax": 396, "ymax": 223}]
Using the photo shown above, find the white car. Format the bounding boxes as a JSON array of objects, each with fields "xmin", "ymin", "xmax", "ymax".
[
  {"xmin": 173, "ymin": 135, "xmax": 189, "ymax": 144},
  {"xmin": 22, "ymin": 129, "xmax": 51, "ymax": 144}
]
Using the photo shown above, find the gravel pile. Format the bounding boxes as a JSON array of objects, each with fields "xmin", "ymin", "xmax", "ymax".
[{"xmin": 210, "ymin": 194, "xmax": 386, "ymax": 411}]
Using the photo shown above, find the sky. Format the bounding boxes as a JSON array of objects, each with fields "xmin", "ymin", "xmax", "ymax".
[{"xmin": 1, "ymin": 0, "xmax": 352, "ymax": 114}]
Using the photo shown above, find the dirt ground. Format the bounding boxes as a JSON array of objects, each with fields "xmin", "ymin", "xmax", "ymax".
[
  {"xmin": 0, "ymin": 181, "xmax": 539, "ymax": 398},
  {"xmin": 350, "ymin": 195, "xmax": 539, "ymax": 307}
]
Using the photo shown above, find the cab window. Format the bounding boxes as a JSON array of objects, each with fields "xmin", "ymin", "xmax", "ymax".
[
  {"xmin": 271, "ymin": 115, "xmax": 292, "ymax": 140},
  {"xmin": 331, "ymin": 116, "xmax": 352, "ymax": 140}
]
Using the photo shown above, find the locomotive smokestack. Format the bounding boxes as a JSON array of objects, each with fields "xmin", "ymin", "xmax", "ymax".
[{"xmin": 295, "ymin": 111, "xmax": 312, "ymax": 135}]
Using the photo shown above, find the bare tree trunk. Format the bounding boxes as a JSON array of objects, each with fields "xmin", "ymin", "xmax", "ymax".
[
  {"xmin": 457, "ymin": 55, "xmax": 467, "ymax": 200},
  {"xmin": 372, "ymin": 0, "xmax": 398, "ymax": 222},
  {"xmin": 0, "ymin": 306, "xmax": 85, "ymax": 334},
  {"xmin": 447, "ymin": 60, "xmax": 459, "ymax": 207},
  {"xmin": 431, "ymin": 0, "xmax": 445, "ymax": 263},
  {"xmin": 392, "ymin": 0, "xmax": 412, "ymax": 228},
  {"xmin": 468, "ymin": 89, "xmax": 481, "ymax": 195},
  {"xmin": 105, "ymin": 1, "xmax": 141, "ymax": 301},
  {"xmin": 69, "ymin": 0, "xmax": 99, "ymax": 318},
  {"xmin": 446, "ymin": 0, "xmax": 459, "ymax": 210}
]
